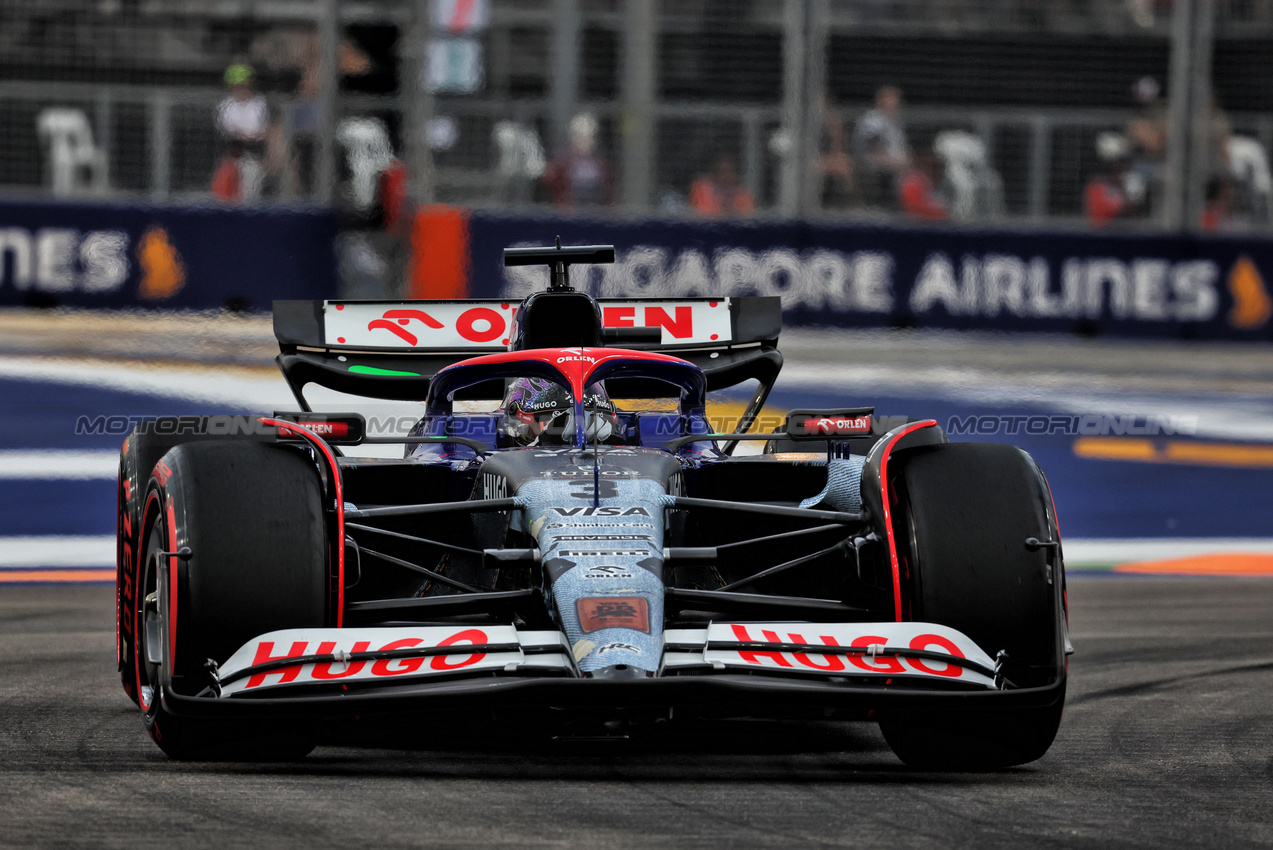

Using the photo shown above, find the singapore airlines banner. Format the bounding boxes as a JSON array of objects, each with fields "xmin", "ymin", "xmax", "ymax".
[
  {"xmin": 0, "ymin": 198, "xmax": 339, "ymax": 310},
  {"xmin": 465, "ymin": 213, "xmax": 1273, "ymax": 340}
]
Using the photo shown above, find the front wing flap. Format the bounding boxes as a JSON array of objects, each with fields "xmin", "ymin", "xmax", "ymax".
[
  {"xmin": 204, "ymin": 621, "xmax": 1001, "ymax": 699},
  {"xmin": 664, "ymin": 622, "xmax": 1000, "ymax": 688}
]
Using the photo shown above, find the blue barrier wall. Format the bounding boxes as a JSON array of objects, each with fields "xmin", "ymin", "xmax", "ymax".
[
  {"xmin": 0, "ymin": 198, "xmax": 339, "ymax": 310},
  {"xmin": 466, "ymin": 212, "xmax": 1273, "ymax": 341}
]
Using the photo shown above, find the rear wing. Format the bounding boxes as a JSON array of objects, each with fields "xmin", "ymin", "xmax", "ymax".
[{"xmin": 273, "ymin": 296, "xmax": 782, "ymax": 407}]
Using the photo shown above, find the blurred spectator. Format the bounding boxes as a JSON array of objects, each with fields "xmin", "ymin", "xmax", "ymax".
[
  {"xmin": 493, "ymin": 121, "xmax": 546, "ymax": 205},
  {"xmin": 542, "ymin": 113, "xmax": 614, "ymax": 209},
  {"xmin": 1126, "ymin": 75, "xmax": 1168, "ymax": 216},
  {"xmin": 852, "ymin": 85, "xmax": 911, "ymax": 210},
  {"xmin": 212, "ymin": 64, "xmax": 283, "ymax": 202},
  {"xmin": 1200, "ymin": 174, "xmax": 1236, "ymax": 233},
  {"xmin": 335, "ymin": 117, "xmax": 411, "ymax": 297},
  {"xmin": 1084, "ymin": 133, "xmax": 1141, "ymax": 227},
  {"xmin": 933, "ymin": 130, "xmax": 1005, "ymax": 220},
  {"xmin": 1208, "ymin": 96, "xmax": 1233, "ymax": 176},
  {"xmin": 1225, "ymin": 136, "xmax": 1272, "ymax": 225},
  {"xmin": 689, "ymin": 153, "xmax": 755, "ymax": 217},
  {"xmin": 283, "ymin": 33, "xmax": 373, "ymax": 197},
  {"xmin": 818, "ymin": 98, "xmax": 861, "ymax": 210},
  {"xmin": 898, "ymin": 145, "xmax": 949, "ymax": 221}
]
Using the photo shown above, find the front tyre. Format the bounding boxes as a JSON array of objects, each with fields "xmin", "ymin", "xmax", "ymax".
[
  {"xmin": 878, "ymin": 442, "xmax": 1066, "ymax": 770},
  {"xmin": 134, "ymin": 441, "xmax": 329, "ymax": 760}
]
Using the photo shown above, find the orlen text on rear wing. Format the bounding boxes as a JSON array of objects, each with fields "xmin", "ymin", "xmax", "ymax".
[{"xmin": 272, "ymin": 296, "xmax": 781, "ymax": 409}]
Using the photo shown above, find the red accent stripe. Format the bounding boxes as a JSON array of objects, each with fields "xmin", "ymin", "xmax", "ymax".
[
  {"xmin": 115, "ymin": 449, "xmax": 123, "ymax": 668},
  {"xmin": 877, "ymin": 420, "xmax": 938, "ymax": 622},
  {"xmin": 137, "ymin": 490, "xmax": 161, "ymax": 711},
  {"xmin": 259, "ymin": 419, "xmax": 345, "ymax": 627},
  {"xmin": 1042, "ymin": 468, "xmax": 1062, "ymax": 539},
  {"xmin": 166, "ymin": 494, "xmax": 178, "ymax": 670}
]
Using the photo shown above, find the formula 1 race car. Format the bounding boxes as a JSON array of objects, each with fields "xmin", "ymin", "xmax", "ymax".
[{"xmin": 115, "ymin": 242, "xmax": 1069, "ymax": 768}]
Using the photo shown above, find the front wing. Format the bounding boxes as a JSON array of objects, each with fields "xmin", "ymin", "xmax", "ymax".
[{"xmin": 158, "ymin": 621, "xmax": 1065, "ymax": 718}]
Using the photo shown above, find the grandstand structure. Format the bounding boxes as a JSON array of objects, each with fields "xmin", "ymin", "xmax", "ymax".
[{"xmin": 2, "ymin": 0, "xmax": 1271, "ymax": 230}]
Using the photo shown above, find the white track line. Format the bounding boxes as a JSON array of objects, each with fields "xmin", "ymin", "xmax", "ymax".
[
  {"xmin": 0, "ymin": 536, "xmax": 115, "ymax": 567},
  {"xmin": 0, "ymin": 355, "xmax": 291, "ymax": 408},
  {"xmin": 1064, "ymin": 538, "xmax": 1273, "ymax": 563},
  {"xmin": 0, "ymin": 450, "xmax": 119, "ymax": 479}
]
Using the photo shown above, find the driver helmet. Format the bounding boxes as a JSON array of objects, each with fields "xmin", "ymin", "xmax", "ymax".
[{"xmin": 501, "ymin": 377, "xmax": 617, "ymax": 446}]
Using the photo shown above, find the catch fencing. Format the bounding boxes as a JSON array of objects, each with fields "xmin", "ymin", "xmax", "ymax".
[{"xmin": 3, "ymin": 0, "xmax": 1273, "ymax": 232}]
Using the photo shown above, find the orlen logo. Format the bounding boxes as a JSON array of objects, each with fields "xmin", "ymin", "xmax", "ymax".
[
  {"xmin": 803, "ymin": 416, "xmax": 871, "ymax": 436},
  {"xmin": 242, "ymin": 629, "xmax": 490, "ymax": 689},
  {"xmin": 602, "ymin": 305, "xmax": 701, "ymax": 340},
  {"xmin": 331, "ymin": 304, "xmax": 511, "ymax": 346},
  {"xmin": 294, "ymin": 421, "xmax": 349, "ymax": 438},
  {"xmin": 556, "ymin": 347, "xmax": 597, "ymax": 364},
  {"xmin": 729, "ymin": 624, "xmax": 966, "ymax": 677},
  {"xmin": 367, "ymin": 307, "xmax": 505, "ymax": 346}
]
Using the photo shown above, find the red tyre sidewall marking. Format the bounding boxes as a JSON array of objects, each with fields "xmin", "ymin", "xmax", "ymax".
[
  {"xmin": 115, "ymin": 456, "xmax": 125, "ymax": 670},
  {"xmin": 1041, "ymin": 471, "xmax": 1069, "ymax": 673},
  {"xmin": 136, "ymin": 491, "xmax": 161, "ymax": 711},
  {"xmin": 877, "ymin": 420, "xmax": 938, "ymax": 622},
  {"xmin": 165, "ymin": 494, "xmax": 178, "ymax": 673}
]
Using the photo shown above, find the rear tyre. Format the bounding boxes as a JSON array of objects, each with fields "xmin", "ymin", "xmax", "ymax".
[
  {"xmin": 134, "ymin": 440, "xmax": 328, "ymax": 760},
  {"xmin": 877, "ymin": 442, "xmax": 1066, "ymax": 770}
]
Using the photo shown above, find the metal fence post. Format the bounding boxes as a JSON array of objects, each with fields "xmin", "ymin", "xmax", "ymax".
[
  {"xmin": 1027, "ymin": 115, "xmax": 1051, "ymax": 221},
  {"xmin": 1185, "ymin": 0, "xmax": 1216, "ymax": 232},
  {"xmin": 404, "ymin": 0, "xmax": 435, "ymax": 205},
  {"xmin": 620, "ymin": 0, "xmax": 655, "ymax": 209},
  {"xmin": 149, "ymin": 91, "xmax": 171, "ymax": 200},
  {"xmin": 778, "ymin": 0, "xmax": 807, "ymax": 218},
  {"xmin": 94, "ymin": 94, "xmax": 112, "ymax": 194},
  {"xmin": 549, "ymin": 0, "xmax": 582, "ymax": 157},
  {"xmin": 315, "ymin": 0, "xmax": 339, "ymax": 205},
  {"xmin": 1163, "ymin": 0, "xmax": 1194, "ymax": 230},
  {"xmin": 801, "ymin": 0, "xmax": 830, "ymax": 217}
]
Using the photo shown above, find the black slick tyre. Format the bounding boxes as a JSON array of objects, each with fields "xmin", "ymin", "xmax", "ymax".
[
  {"xmin": 133, "ymin": 440, "xmax": 328, "ymax": 760},
  {"xmin": 117, "ymin": 417, "xmax": 255, "ymax": 705},
  {"xmin": 877, "ymin": 442, "xmax": 1066, "ymax": 770}
]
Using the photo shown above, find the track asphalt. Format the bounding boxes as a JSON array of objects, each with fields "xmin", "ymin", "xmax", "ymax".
[
  {"xmin": 2, "ymin": 579, "xmax": 1270, "ymax": 848},
  {"xmin": 2, "ymin": 309, "xmax": 1272, "ymax": 846}
]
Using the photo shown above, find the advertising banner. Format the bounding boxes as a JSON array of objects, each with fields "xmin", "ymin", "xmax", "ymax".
[
  {"xmin": 0, "ymin": 198, "xmax": 339, "ymax": 310},
  {"xmin": 464, "ymin": 212, "xmax": 1273, "ymax": 341}
]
